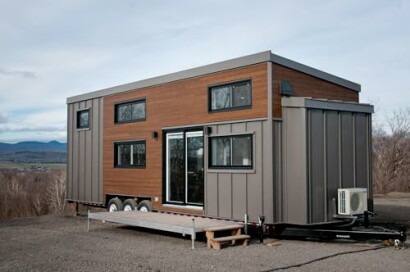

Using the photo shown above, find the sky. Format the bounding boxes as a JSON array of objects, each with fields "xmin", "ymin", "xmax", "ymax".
[{"xmin": 0, "ymin": 0, "xmax": 409, "ymax": 143}]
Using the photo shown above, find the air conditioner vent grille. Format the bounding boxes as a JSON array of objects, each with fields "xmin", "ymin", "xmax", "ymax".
[{"xmin": 338, "ymin": 188, "xmax": 367, "ymax": 215}]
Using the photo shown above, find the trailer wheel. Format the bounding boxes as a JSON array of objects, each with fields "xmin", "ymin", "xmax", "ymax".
[
  {"xmin": 123, "ymin": 199, "xmax": 137, "ymax": 212},
  {"xmin": 137, "ymin": 200, "xmax": 152, "ymax": 212},
  {"xmin": 107, "ymin": 198, "xmax": 123, "ymax": 212}
]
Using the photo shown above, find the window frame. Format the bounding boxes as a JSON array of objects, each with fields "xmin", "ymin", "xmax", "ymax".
[
  {"xmin": 76, "ymin": 109, "xmax": 90, "ymax": 130},
  {"xmin": 208, "ymin": 80, "xmax": 252, "ymax": 113},
  {"xmin": 114, "ymin": 140, "xmax": 146, "ymax": 168},
  {"xmin": 208, "ymin": 133, "xmax": 254, "ymax": 170},
  {"xmin": 114, "ymin": 99, "xmax": 146, "ymax": 124}
]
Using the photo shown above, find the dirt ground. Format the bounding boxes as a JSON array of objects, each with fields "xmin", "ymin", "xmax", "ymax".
[{"xmin": 0, "ymin": 197, "xmax": 409, "ymax": 272}]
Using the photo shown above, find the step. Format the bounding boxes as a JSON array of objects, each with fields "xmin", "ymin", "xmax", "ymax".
[
  {"xmin": 204, "ymin": 224, "xmax": 244, "ymax": 232},
  {"xmin": 209, "ymin": 234, "xmax": 250, "ymax": 250}
]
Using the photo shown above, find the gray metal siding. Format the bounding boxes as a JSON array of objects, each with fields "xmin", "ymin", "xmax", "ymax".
[
  {"xmin": 282, "ymin": 107, "xmax": 308, "ymax": 224},
  {"xmin": 341, "ymin": 112, "xmax": 354, "ymax": 188},
  {"xmin": 355, "ymin": 113, "xmax": 369, "ymax": 188},
  {"xmin": 308, "ymin": 109, "xmax": 325, "ymax": 223},
  {"xmin": 67, "ymin": 97, "xmax": 104, "ymax": 204},
  {"xmin": 325, "ymin": 111, "xmax": 340, "ymax": 220},
  {"xmin": 281, "ymin": 97, "xmax": 373, "ymax": 224},
  {"xmin": 273, "ymin": 121, "xmax": 283, "ymax": 222},
  {"xmin": 205, "ymin": 120, "xmax": 274, "ymax": 223}
]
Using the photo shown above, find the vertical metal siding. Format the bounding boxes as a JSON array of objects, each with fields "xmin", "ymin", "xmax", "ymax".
[
  {"xmin": 218, "ymin": 173, "xmax": 232, "ymax": 218},
  {"xmin": 273, "ymin": 121, "xmax": 283, "ymax": 222},
  {"xmin": 282, "ymin": 108, "xmax": 308, "ymax": 224},
  {"xmin": 341, "ymin": 112, "xmax": 354, "ymax": 188},
  {"xmin": 67, "ymin": 97, "xmax": 103, "ymax": 204},
  {"xmin": 232, "ymin": 173, "xmax": 247, "ymax": 220},
  {"xmin": 281, "ymin": 97, "xmax": 373, "ymax": 224},
  {"xmin": 67, "ymin": 104, "xmax": 74, "ymax": 200},
  {"xmin": 309, "ymin": 109, "xmax": 325, "ymax": 223},
  {"xmin": 325, "ymin": 111, "xmax": 340, "ymax": 220},
  {"xmin": 205, "ymin": 119, "xmax": 273, "ymax": 223},
  {"xmin": 355, "ymin": 113, "xmax": 368, "ymax": 188}
]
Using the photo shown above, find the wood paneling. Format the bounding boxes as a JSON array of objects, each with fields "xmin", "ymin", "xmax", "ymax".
[
  {"xmin": 272, "ymin": 64, "xmax": 359, "ymax": 118},
  {"xmin": 103, "ymin": 63, "xmax": 268, "ymax": 211}
]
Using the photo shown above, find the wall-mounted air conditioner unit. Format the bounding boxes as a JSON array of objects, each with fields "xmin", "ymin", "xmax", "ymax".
[{"xmin": 338, "ymin": 188, "xmax": 368, "ymax": 215}]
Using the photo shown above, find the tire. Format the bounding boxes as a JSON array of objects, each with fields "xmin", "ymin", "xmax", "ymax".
[
  {"xmin": 107, "ymin": 197, "xmax": 123, "ymax": 212},
  {"xmin": 137, "ymin": 200, "xmax": 152, "ymax": 212},
  {"xmin": 123, "ymin": 199, "xmax": 137, "ymax": 212}
]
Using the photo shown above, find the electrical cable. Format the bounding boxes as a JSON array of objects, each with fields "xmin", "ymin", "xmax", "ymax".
[{"xmin": 260, "ymin": 245, "xmax": 385, "ymax": 272}]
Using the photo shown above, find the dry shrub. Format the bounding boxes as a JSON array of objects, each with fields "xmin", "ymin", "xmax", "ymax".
[
  {"xmin": 373, "ymin": 108, "xmax": 410, "ymax": 194},
  {"xmin": 0, "ymin": 169, "xmax": 66, "ymax": 219}
]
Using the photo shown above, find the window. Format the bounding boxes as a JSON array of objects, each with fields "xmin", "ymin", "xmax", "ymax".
[
  {"xmin": 115, "ymin": 99, "xmax": 146, "ymax": 123},
  {"xmin": 209, "ymin": 80, "xmax": 251, "ymax": 112},
  {"xmin": 114, "ymin": 141, "xmax": 146, "ymax": 167},
  {"xmin": 77, "ymin": 109, "xmax": 89, "ymax": 129},
  {"xmin": 209, "ymin": 134, "xmax": 253, "ymax": 168}
]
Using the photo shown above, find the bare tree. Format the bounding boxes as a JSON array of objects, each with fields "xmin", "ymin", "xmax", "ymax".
[
  {"xmin": 373, "ymin": 108, "xmax": 410, "ymax": 193},
  {"xmin": 45, "ymin": 171, "xmax": 66, "ymax": 214}
]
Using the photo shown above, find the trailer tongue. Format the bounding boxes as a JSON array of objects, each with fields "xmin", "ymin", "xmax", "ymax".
[{"xmin": 263, "ymin": 215, "xmax": 407, "ymax": 249}]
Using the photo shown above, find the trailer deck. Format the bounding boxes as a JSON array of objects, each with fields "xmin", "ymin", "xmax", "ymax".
[{"xmin": 87, "ymin": 211, "xmax": 243, "ymax": 249}]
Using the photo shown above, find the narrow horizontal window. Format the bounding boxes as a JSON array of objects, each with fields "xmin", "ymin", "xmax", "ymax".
[
  {"xmin": 209, "ymin": 80, "xmax": 251, "ymax": 112},
  {"xmin": 114, "ymin": 141, "xmax": 146, "ymax": 168},
  {"xmin": 76, "ymin": 109, "xmax": 90, "ymax": 129},
  {"xmin": 209, "ymin": 134, "xmax": 253, "ymax": 168},
  {"xmin": 115, "ymin": 99, "xmax": 146, "ymax": 123}
]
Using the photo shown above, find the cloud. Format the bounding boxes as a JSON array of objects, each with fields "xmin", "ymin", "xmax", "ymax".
[
  {"xmin": 0, "ymin": 124, "xmax": 66, "ymax": 133},
  {"xmin": 0, "ymin": 112, "xmax": 7, "ymax": 124},
  {"xmin": 0, "ymin": 68, "xmax": 36, "ymax": 79}
]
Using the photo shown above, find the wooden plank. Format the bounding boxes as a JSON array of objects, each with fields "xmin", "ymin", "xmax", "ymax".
[
  {"xmin": 210, "ymin": 234, "xmax": 250, "ymax": 243},
  {"xmin": 204, "ymin": 224, "xmax": 243, "ymax": 232}
]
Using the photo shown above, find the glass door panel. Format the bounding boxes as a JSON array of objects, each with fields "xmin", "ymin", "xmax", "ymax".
[
  {"xmin": 186, "ymin": 131, "xmax": 204, "ymax": 205},
  {"xmin": 166, "ymin": 133, "xmax": 184, "ymax": 203}
]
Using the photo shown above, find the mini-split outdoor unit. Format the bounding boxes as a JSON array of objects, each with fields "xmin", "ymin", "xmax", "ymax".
[{"xmin": 338, "ymin": 188, "xmax": 368, "ymax": 215}]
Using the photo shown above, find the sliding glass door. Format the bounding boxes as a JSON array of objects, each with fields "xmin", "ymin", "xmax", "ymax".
[{"xmin": 166, "ymin": 130, "xmax": 204, "ymax": 206}]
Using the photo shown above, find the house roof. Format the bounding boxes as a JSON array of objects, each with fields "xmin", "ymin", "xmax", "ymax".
[{"xmin": 67, "ymin": 50, "xmax": 361, "ymax": 104}]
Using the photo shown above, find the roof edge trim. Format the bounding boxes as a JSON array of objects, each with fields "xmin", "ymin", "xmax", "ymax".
[{"xmin": 67, "ymin": 51, "xmax": 271, "ymax": 103}]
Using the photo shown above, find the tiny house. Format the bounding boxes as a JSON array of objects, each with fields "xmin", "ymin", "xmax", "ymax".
[{"xmin": 66, "ymin": 51, "xmax": 373, "ymax": 224}]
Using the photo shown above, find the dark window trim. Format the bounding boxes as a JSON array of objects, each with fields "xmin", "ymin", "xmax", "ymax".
[
  {"xmin": 208, "ymin": 133, "xmax": 253, "ymax": 169},
  {"xmin": 76, "ymin": 109, "xmax": 90, "ymax": 129},
  {"xmin": 114, "ymin": 140, "xmax": 146, "ymax": 168},
  {"xmin": 114, "ymin": 98, "xmax": 146, "ymax": 124},
  {"xmin": 208, "ymin": 79, "xmax": 252, "ymax": 113}
]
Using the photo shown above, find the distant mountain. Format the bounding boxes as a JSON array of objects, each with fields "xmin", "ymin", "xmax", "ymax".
[{"xmin": 0, "ymin": 141, "xmax": 67, "ymax": 153}]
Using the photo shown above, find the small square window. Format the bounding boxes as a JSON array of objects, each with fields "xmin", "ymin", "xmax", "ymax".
[
  {"xmin": 114, "ymin": 141, "xmax": 146, "ymax": 168},
  {"xmin": 77, "ymin": 110, "xmax": 89, "ymax": 129}
]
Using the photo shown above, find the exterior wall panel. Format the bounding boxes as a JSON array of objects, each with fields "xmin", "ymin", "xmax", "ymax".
[
  {"xmin": 232, "ymin": 174, "xmax": 247, "ymax": 220},
  {"xmin": 341, "ymin": 112, "xmax": 354, "ymax": 188},
  {"xmin": 205, "ymin": 119, "xmax": 273, "ymax": 223},
  {"xmin": 325, "ymin": 111, "xmax": 340, "ymax": 220},
  {"xmin": 103, "ymin": 63, "xmax": 268, "ymax": 210},
  {"xmin": 282, "ymin": 97, "xmax": 373, "ymax": 224},
  {"xmin": 272, "ymin": 64, "xmax": 359, "ymax": 118},
  {"xmin": 309, "ymin": 109, "xmax": 325, "ymax": 223},
  {"xmin": 67, "ymin": 97, "xmax": 104, "ymax": 204},
  {"xmin": 282, "ymin": 107, "xmax": 308, "ymax": 224}
]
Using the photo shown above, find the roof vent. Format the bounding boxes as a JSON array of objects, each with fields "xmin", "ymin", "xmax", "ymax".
[{"xmin": 280, "ymin": 81, "xmax": 293, "ymax": 96}]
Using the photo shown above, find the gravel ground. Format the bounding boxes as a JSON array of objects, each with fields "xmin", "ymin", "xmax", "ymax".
[{"xmin": 0, "ymin": 199, "xmax": 409, "ymax": 272}]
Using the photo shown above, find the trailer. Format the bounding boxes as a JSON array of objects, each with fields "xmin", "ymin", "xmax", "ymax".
[{"xmin": 67, "ymin": 51, "xmax": 374, "ymax": 225}]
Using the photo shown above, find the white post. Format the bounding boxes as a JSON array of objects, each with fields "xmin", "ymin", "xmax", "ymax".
[
  {"xmin": 87, "ymin": 210, "xmax": 90, "ymax": 232},
  {"xmin": 191, "ymin": 218, "xmax": 196, "ymax": 250},
  {"xmin": 244, "ymin": 214, "xmax": 248, "ymax": 235}
]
